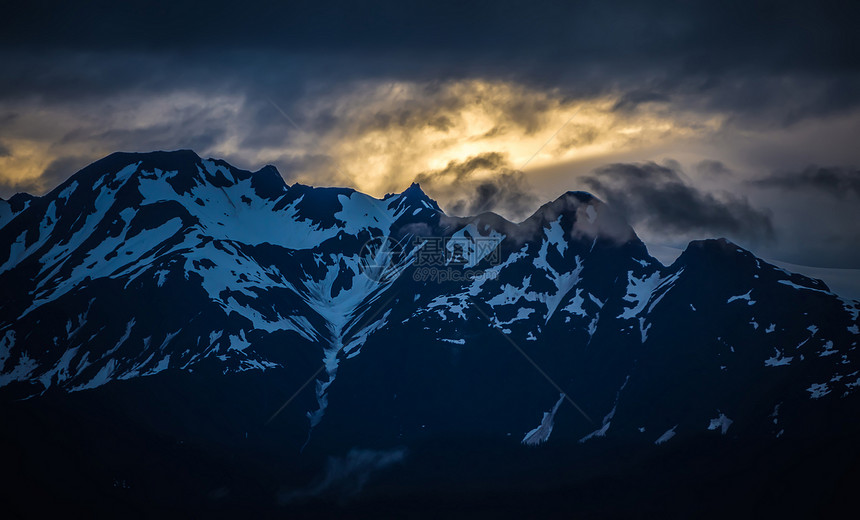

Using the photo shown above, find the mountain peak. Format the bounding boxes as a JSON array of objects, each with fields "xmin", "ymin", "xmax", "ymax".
[
  {"xmin": 48, "ymin": 150, "xmax": 290, "ymax": 202},
  {"xmin": 246, "ymin": 164, "xmax": 288, "ymax": 200},
  {"xmin": 384, "ymin": 181, "xmax": 442, "ymax": 214},
  {"xmin": 102, "ymin": 149, "xmax": 204, "ymax": 177},
  {"xmin": 41, "ymin": 149, "xmax": 205, "ymax": 197},
  {"xmin": 677, "ymin": 238, "xmax": 752, "ymax": 264},
  {"xmin": 393, "ymin": 181, "xmax": 430, "ymax": 200},
  {"xmin": 517, "ymin": 190, "xmax": 639, "ymax": 246},
  {"xmin": 404, "ymin": 181, "xmax": 424, "ymax": 193},
  {"xmin": 525, "ymin": 191, "xmax": 600, "ymax": 222}
]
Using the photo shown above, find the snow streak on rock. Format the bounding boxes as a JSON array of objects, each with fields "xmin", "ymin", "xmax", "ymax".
[{"xmin": 522, "ymin": 394, "xmax": 565, "ymax": 446}]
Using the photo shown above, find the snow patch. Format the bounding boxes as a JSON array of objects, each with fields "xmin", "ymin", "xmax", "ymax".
[
  {"xmin": 0, "ymin": 351, "xmax": 39, "ymax": 387},
  {"xmin": 819, "ymin": 340, "xmax": 837, "ymax": 357},
  {"xmin": 727, "ymin": 290, "xmax": 755, "ymax": 305},
  {"xmin": 654, "ymin": 425, "xmax": 678, "ymax": 445},
  {"xmin": 522, "ymin": 394, "xmax": 565, "ymax": 446},
  {"xmin": 765, "ymin": 348, "xmax": 793, "ymax": 367},
  {"xmin": 707, "ymin": 413, "xmax": 733, "ymax": 435},
  {"xmin": 806, "ymin": 382, "xmax": 831, "ymax": 399},
  {"xmin": 580, "ymin": 376, "xmax": 629, "ymax": 443},
  {"xmin": 778, "ymin": 279, "xmax": 830, "ymax": 294}
]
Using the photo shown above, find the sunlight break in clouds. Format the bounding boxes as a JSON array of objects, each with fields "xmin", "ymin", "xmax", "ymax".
[
  {"xmin": 0, "ymin": 79, "xmax": 720, "ymax": 208},
  {"xmin": 4, "ymin": 76, "xmax": 858, "ymax": 266},
  {"xmin": 265, "ymin": 79, "xmax": 722, "ymax": 201}
]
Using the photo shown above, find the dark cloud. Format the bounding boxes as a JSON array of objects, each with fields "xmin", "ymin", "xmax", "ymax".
[
  {"xmin": 459, "ymin": 171, "xmax": 538, "ymax": 217},
  {"xmin": 64, "ymin": 122, "xmax": 228, "ymax": 154},
  {"xmin": 0, "ymin": 0, "xmax": 857, "ymax": 123},
  {"xmin": 0, "ymin": 0, "xmax": 857, "ymax": 266},
  {"xmin": 415, "ymin": 152, "xmax": 539, "ymax": 220},
  {"xmin": 2, "ymin": 1, "xmax": 857, "ymax": 76},
  {"xmin": 265, "ymin": 153, "xmax": 341, "ymax": 185},
  {"xmin": 426, "ymin": 115, "xmax": 453, "ymax": 132},
  {"xmin": 695, "ymin": 160, "xmax": 733, "ymax": 177},
  {"xmin": 0, "ymin": 142, "xmax": 10, "ymax": 157},
  {"xmin": 583, "ymin": 161, "xmax": 774, "ymax": 242},
  {"xmin": 751, "ymin": 166, "xmax": 860, "ymax": 199},
  {"xmin": 686, "ymin": 74, "xmax": 860, "ymax": 129},
  {"xmin": 416, "ymin": 153, "xmax": 508, "ymax": 183},
  {"xmin": 612, "ymin": 90, "xmax": 670, "ymax": 112}
]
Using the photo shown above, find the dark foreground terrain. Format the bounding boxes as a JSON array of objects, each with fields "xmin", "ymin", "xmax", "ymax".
[{"xmin": 4, "ymin": 369, "xmax": 860, "ymax": 519}]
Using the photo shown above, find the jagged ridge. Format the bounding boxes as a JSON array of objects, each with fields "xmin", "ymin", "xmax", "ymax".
[{"xmin": 0, "ymin": 150, "xmax": 857, "ymax": 453}]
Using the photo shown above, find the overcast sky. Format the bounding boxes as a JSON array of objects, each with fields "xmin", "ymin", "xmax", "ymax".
[{"xmin": 1, "ymin": 0, "xmax": 858, "ymax": 267}]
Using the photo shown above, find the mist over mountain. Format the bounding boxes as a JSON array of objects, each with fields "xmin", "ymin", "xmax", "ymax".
[{"xmin": 2, "ymin": 151, "xmax": 859, "ymax": 518}]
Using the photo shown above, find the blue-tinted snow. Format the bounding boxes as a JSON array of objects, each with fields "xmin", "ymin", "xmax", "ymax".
[
  {"xmin": 654, "ymin": 425, "xmax": 678, "ymax": 445},
  {"xmin": 522, "ymin": 393, "xmax": 565, "ymax": 446},
  {"xmin": 707, "ymin": 413, "xmax": 733, "ymax": 435}
]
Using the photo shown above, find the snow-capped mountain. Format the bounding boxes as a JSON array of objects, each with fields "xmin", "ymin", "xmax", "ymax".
[{"xmin": 2, "ymin": 150, "xmax": 859, "ymax": 516}]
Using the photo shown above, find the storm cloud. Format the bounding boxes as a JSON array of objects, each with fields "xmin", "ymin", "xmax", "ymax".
[
  {"xmin": 0, "ymin": 0, "xmax": 858, "ymax": 266},
  {"xmin": 694, "ymin": 160, "xmax": 733, "ymax": 177},
  {"xmin": 583, "ymin": 161, "xmax": 774, "ymax": 242},
  {"xmin": 415, "ymin": 152, "xmax": 539, "ymax": 221},
  {"xmin": 751, "ymin": 166, "xmax": 860, "ymax": 199}
]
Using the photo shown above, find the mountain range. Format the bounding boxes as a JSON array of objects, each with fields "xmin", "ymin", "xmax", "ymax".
[{"xmin": 2, "ymin": 150, "xmax": 859, "ymax": 518}]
